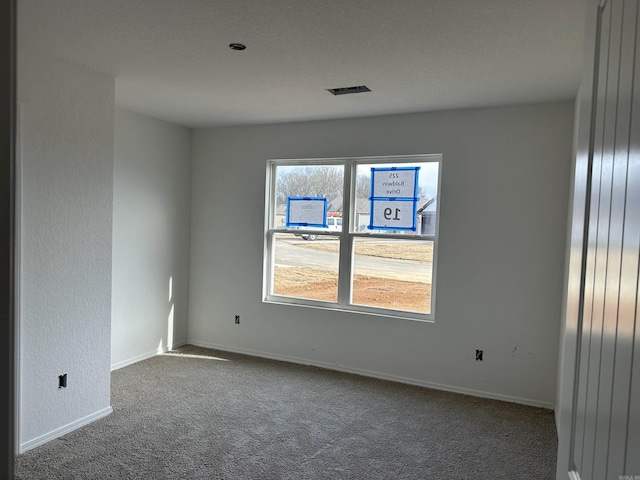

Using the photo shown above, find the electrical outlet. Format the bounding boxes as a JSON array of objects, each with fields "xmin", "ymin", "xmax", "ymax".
[
  {"xmin": 475, "ymin": 350, "xmax": 483, "ymax": 361},
  {"xmin": 235, "ymin": 315, "xmax": 240, "ymax": 324},
  {"xmin": 58, "ymin": 373, "xmax": 67, "ymax": 388}
]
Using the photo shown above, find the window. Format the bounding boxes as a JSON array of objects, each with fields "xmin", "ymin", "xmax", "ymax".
[{"xmin": 263, "ymin": 155, "xmax": 441, "ymax": 321}]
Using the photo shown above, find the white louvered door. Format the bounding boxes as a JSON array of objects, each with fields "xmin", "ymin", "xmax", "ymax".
[{"xmin": 568, "ymin": 1, "xmax": 640, "ymax": 479}]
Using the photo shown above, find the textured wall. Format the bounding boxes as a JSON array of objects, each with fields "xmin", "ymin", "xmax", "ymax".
[
  {"xmin": 189, "ymin": 102, "xmax": 574, "ymax": 407},
  {"xmin": 111, "ymin": 108, "xmax": 191, "ymax": 369},
  {"xmin": 17, "ymin": 48, "xmax": 114, "ymax": 449}
]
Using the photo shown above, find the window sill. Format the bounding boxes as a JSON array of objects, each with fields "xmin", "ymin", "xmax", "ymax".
[{"xmin": 263, "ymin": 295, "xmax": 435, "ymax": 323}]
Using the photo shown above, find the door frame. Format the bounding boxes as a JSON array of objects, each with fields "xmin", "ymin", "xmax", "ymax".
[{"xmin": 555, "ymin": 0, "xmax": 606, "ymax": 478}]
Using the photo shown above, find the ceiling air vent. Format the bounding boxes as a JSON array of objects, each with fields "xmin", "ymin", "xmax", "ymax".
[{"xmin": 327, "ymin": 85, "xmax": 371, "ymax": 96}]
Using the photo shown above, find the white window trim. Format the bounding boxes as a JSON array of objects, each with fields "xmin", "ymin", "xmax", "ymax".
[{"xmin": 262, "ymin": 154, "xmax": 441, "ymax": 322}]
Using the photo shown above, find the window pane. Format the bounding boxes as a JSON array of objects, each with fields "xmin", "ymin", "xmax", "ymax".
[
  {"xmin": 272, "ymin": 233, "xmax": 340, "ymax": 302},
  {"xmin": 351, "ymin": 238, "xmax": 433, "ymax": 314},
  {"xmin": 273, "ymin": 164, "xmax": 344, "ymax": 230},
  {"xmin": 354, "ymin": 162, "xmax": 439, "ymax": 235}
]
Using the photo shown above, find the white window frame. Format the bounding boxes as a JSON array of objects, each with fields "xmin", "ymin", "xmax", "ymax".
[{"xmin": 262, "ymin": 154, "xmax": 441, "ymax": 322}]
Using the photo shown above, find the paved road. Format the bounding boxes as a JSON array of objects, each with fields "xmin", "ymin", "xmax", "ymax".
[{"xmin": 274, "ymin": 238, "xmax": 432, "ymax": 283}]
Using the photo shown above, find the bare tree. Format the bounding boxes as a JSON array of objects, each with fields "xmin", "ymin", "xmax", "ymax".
[
  {"xmin": 356, "ymin": 174, "xmax": 371, "ymax": 199},
  {"xmin": 277, "ymin": 166, "xmax": 343, "ymax": 203},
  {"xmin": 277, "ymin": 166, "xmax": 427, "ymax": 205}
]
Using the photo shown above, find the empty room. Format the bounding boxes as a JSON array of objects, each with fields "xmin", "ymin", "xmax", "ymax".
[{"xmin": 7, "ymin": 0, "xmax": 640, "ymax": 479}]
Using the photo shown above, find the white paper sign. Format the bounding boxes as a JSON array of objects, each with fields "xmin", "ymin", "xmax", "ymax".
[
  {"xmin": 287, "ymin": 197, "xmax": 327, "ymax": 227},
  {"xmin": 371, "ymin": 200, "xmax": 416, "ymax": 230},
  {"xmin": 372, "ymin": 168, "xmax": 418, "ymax": 199}
]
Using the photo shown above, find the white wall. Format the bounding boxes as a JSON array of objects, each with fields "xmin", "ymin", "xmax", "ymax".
[
  {"xmin": 17, "ymin": 47, "xmax": 114, "ymax": 451},
  {"xmin": 189, "ymin": 102, "xmax": 574, "ymax": 407},
  {"xmin": 111, "ymin": 108, "xmax": 192, "ymax": 369}
]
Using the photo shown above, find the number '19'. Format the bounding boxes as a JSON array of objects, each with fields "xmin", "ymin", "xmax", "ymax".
[{"xmin": 384, "ymin": 207, "xmax": 400, "ymax": 221}]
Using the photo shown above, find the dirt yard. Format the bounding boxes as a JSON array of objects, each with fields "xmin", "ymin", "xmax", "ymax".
[{"xmin": 273, "ymin": 266, "xmax": 431, "ymax": 313}]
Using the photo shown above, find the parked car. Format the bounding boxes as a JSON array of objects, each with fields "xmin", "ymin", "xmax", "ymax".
[{"xmin": 298, "ymin": 216, "xmax": 342, "ymax": 240}]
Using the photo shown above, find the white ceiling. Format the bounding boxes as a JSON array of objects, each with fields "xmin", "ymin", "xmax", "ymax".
[{"xmin": 18, "ymin": 0, "xmax": 586, "ymax": 128}]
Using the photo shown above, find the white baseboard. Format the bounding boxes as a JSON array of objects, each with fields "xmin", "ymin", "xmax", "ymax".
[
  {"xmin": 187, "ymin": 340, "xmax": 555, "ymax": 410},
  {"xmin": 111, "ymin": 340, "xmax": 187, "ymax": 371},
  {"xmin": 19, "ymin": 406, "xmax": 113, "ymax": 454},
  {"xmin": 20, "ymin": 342, "xmax": 188, "ymax": 454}
]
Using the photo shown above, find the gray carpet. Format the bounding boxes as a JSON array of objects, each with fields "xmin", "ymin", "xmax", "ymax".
[{"xmin": 15, "ymin": 344, "xmax": 557, "ymax": 479}]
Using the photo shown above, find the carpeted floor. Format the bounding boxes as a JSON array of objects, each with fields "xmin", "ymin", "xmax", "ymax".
[{"xmin": 15, "ymin": 344, "xmax": 557, "ymax": 479}]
